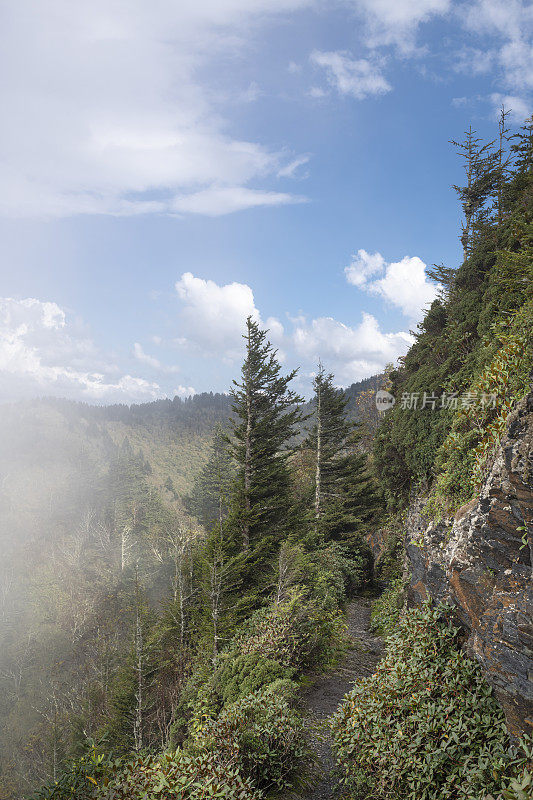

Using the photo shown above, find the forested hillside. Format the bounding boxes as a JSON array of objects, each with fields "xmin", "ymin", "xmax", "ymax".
[
  {"xmin": 1, "ymin": 115, "xmax": 532, "ymax": 800},
  {"xmin": 0, "ymin": 376, "xmax": 379, "ymax": 798},
  {"xmin": 0, "ymin": 393, "xmax": 231, "ymax": 797}
]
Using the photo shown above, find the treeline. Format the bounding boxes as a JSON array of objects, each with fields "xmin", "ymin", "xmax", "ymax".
[{"xmin": 21, "ymin": 374, "xmax": 380, "ymax": 430}]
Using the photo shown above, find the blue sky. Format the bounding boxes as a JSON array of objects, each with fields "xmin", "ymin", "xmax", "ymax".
[{"xmin": 0, "ymin": 0, "xmax": 531, "ymax": 401}]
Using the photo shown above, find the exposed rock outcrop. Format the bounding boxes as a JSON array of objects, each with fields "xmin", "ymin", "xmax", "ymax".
[{"xmin": 407, "ymin": 392, "xmax": 533, "ymax": 739}]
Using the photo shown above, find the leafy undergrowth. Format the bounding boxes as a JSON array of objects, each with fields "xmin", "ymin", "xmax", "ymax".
[
  {"xmin": 369, "ymin": 577, "xmax": 405, "ymax": 636},
  {"xmin": 331, "ymin": 603, "xmax": 529, "ymax": 800}
]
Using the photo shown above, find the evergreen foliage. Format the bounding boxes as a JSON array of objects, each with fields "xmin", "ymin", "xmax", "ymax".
[
  {"xmin": 225, "ymin": 316, "xmax": 303, "ymax": 603},
  {"xmin": 374, "ymin": 117, "xmax": 533, "ymax": 509}
]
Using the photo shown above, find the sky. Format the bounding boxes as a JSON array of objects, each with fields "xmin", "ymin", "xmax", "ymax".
[{"xmin": 0, "ymin": 0, "xmax": 531, "ymax": 403}]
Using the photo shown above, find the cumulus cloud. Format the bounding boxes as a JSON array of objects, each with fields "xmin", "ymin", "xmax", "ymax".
[
  {"xmin": 345, "ymin": 249, "xmax": 440, "ymax": 323},
  {"xmin": 292, "ymin": 312, "xmax": 413, "ymax": 384},
  {"xmin": 172, "ymin": 270, "xmax": 414, "ymax": 385},
  {"xmin": 0, "ymin": 282, "xmax": 422, "ymax": 402},
  {"xmin": 344, "ymin": 250, "xmax": 386, "ymax": 287},
  {"xmin": 175, "ymin": 272, "xmax": 284, "ymax": 361},
  {"xmin": 0, "ymin": 1, "xmax": 310, "ymax": 218},
  {"xmin": 310, "ymin": 51, "xmax": 391, "ymax": 99},
  {"xmin": 0, "ymin": 297, "xmax": 161, "ymax": 402}
]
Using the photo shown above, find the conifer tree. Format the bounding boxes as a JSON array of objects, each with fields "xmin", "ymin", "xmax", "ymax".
[
  {"xmin": 450, "ymin": 127, "xmax": 498, "ymax": 258},
  {"xmin": 226, "ymin": 317, "xmax": 303, "ymax": 597},
  {"xmin": 304, "ymin": 364, "xmax": 382, "ymax": 549},
  {"xmin": 304, "ymin": 364, "xmax": 352, "ymax": 538},
  {"xmin": 106, "ymin": 570, "xmax": 153, "ymax": 754},
  {"xmin": 198, "ymin": 524, "xmax": 237, "ymax": 661},
  {"xmin": 318, "ymin": 432, "xmax": 383, "ymax": 548},
  {"xmin": 511, "ymin": 115, "xmax": 533, "ymax": 174},
  {"xmin": 185, "ymin": 427, "xmax": 233, "ymax": 531}
]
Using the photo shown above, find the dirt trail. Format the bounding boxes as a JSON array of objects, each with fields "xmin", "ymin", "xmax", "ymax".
[{"xmin": 297, "ymin": 597, "xmax": 384, "ymax": 800}]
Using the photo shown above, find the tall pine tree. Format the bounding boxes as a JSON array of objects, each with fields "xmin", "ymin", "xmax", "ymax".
[
  {"xmin": 305, "ymin": 364, "xmax": 352, "ymax": 539},
  {"xmin": 185, "ymin": 426, "xmax": 233, "ymax": 531},
  {"xmin": 226, "ymin": 317, "xmax": 303, "ymax": 601},
  {"xmin": 305, "ymin": 364, "xmax": 383, "ymax": 551}
]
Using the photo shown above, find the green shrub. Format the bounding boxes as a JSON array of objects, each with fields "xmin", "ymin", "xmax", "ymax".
[
  {"xmin": 230, "ymin": 590, "xmax": 345, "ymax": 675},
  {"xmin": 305, "ymin": 543, "xmax": 369, "ymax": 603},
  {"xmin": 332, "ymin": 603, "xmax": 527, "ymax": 800},
  {"xmin": 216, "ymin": 651, "xmax": 293, "ymax": 704},
  {"xmin": 95, "ymin": 750, "xmax": 258, "ymax": 800},
  {"xmin": 196, "ymin": 685, "xmax": 308, "ymax": 793},
  {"xmin": 31, "ymin": 745, "xmax": 260, "ymax": 800},
  {"xmin": 494, "ymin": 766, "xmax": 533, "ymax": 800},
  {"xmin": 29, "ymin": 741, "xmax": 113, "ymax": 800},
  {"xmin": 485, "ymin": 738, "xmax": 533, "ymax": 800},
  {"xmin": 370, "ymin": 577, "xmax": 405, "ymax": 636}
]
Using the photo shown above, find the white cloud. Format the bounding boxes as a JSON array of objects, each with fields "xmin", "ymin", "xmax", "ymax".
[
  {"xmin": 310, "ymin": 51, "xmax": 391, "ymax": 99},
  {"xmin": 134, "ymin": 342, "xmax": 162, "ymax": 369},
  {"xmin": 308, "ymin": 86, "xmax": 328, "ymax": 98},
  {"xmin": 175, "ymin": 272, "xmax": 284, "ymax": 361},
  {"xmin": 172, "ymin": 271, "xmax": 417, "ymax": 385},
  {"xmin": 490, "ymin": 93, "xmax": 532, "ymax": 121},
  {"xmin": 171, "ymin": 187, "xmax": 305, "ymax": 216},
  {"xmin": 345, "ymin": 249, "xmax": 386, "ymax": 287},
  {"xmin": 348, "ymin": 0, "xmax": 451, "ymax": 53},
  {"xmin": 0, "ymin": 1, "xmax": 311, "ymax": 218},
  {"xmin": 454, "ymin": 47, "xmax": 495, "ymax": 75},
  {"xmin": 0, "ymin": 281, "xmax": 422, "ymax": 402},
  {"xmin": 345, "ymin": 250, "xmax": 440, "ymax": 323},
  {"xmin": 0, "ymin": 297, "xmax": 161, "ymax": 402},
  {"xmin": 292, "ymin": 312, "xmax": 413, "ymax": 384},
  {"xmin": 464, "ymin": 0, "xmax": 533, "ymax": 112},
  {"xmin": 173, "ymin": 385, "xmax": 197, "ymax": 398},
  {"xmin": 277, "ymin": 155, "xmax": 311, "ymax": 178}
]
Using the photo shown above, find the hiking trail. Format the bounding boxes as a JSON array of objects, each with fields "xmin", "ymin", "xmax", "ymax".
[{"xmin": 297, "ymin": 596, "xmax": 384, "ymax": 799}]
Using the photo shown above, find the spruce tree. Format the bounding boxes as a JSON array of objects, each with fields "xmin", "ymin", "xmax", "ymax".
[
  {"xmin": 226, "ymin": 316, "xmax": 303, "ymax": 599},
  {"xmin": 319, "ymin": 432, "xmax": 383, "ymax": 547},
  {"xmin": 450, "ymin": 127, "xmax": 499, "ymax": 258},
  {"xmin": 305, "ymin": 364, "xmax": 382, "ymax": 549},
  {"xmin": 304, "ymin": 364, "xmax": 352, "ymax": 539},
  {"xmin": 185, "ymin": 427, "xmax": 233, "ymax": 531}
]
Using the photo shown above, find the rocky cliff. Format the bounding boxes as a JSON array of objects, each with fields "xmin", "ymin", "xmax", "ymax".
[{"xmin": 406, "ymin": 392, "xmax": 533, "ymax": 739}]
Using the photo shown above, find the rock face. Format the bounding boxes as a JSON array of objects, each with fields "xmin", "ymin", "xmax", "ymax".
[{"xmin": 407, "ymin": 392, "xmax": 533, "ymax": 739}]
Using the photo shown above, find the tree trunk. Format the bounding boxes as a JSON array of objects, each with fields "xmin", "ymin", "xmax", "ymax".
[
  {"xmin": 243, "ymin": 328, "xmax": 252, "ymax": 551},
  {"xmin": 133, "ymin": 570, "xmax": 143, "ymax": 753},
  {"xmin": 314, "ymin": 381, "xmax": 322, "ymax": 535}
]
